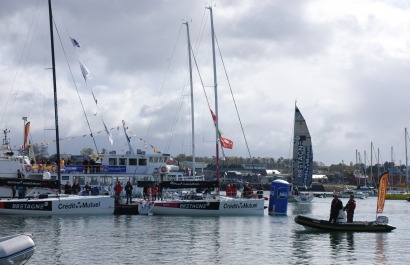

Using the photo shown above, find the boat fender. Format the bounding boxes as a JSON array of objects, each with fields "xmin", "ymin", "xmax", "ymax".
[
  {"xmin": 25, "ymin": 165, "xmax": 32, "ymax": 172},
  {"xmin": 336, "ymin": 209, "xmax": 346, "ymax": 223}
]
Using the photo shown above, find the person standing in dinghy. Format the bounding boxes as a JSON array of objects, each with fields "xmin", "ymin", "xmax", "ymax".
[
  {"xmin": 343, "ymin": 194, "xmax": 356, "ymax": 223},
  {"xmin": 329, "ymin": 194, "xmax": 343, "ymax": 223}
]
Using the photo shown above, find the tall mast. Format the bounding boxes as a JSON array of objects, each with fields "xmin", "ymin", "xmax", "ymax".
[
  {"xmin": 48, "ymin": 0, "xmax": 61, "ymax": 191},
  {"xmin": 406, "ymin": 128, "xmax": 408, "ymax": 190},
  {"xmin": 364, "ymin": 150, "xmax": 367, "ymax": 187},
  {"xmin": 207, "ymin": 6, "xmax": 220, "ymax": 189},
  {"xmin": 370, "ymin": 142, "xmax": 373, "ymax": 186},
  {"xmin": 377, "ymin": 148, "xmax": 380, "ymax": 184},
  {"xmin": 184, "ymin": 22, "xmax": 195, "ymax": 178}
]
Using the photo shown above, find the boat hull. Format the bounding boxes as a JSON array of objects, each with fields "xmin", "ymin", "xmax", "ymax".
[
  {"xmin": 149, "ymin": 198, "xmax": 265, "ymax": 216},
  {"xmin": 385, "ymin": 193, "xmax": 409, "ymax": 200},
  {"xmin": 294, "ymin": 215, "xmax": 396, "ymax": 232},
  {"xmin": 0, "ymin": 234, "xmax": 35, "ymax": 264},
  {"xmin": 0, "ymin": 195, "xmax": 114, "ymax": 215},
  {"xmin": 288, "ymin": 194, "xmax": 314, "ymax": 203}
]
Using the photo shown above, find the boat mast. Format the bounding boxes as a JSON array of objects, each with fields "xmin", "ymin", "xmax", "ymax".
[
  {"xmin": 364, "ymin": 150, "xmax": 367, "ymax": 188},
  {"xmin": 377, "ymin": 148, "xmax": 380, "ymax": 183},
  {"xmin": 207, "ymin": 7, "xmax": 220, "ymax": 191},
  {"xmin": 370, "ymin": 142, "xmax": 373, "ymax": 186},
  {"xmin": 184, "ymin": 22, "xmax": 196, "ymax": 178},
  {"xmin": 405, "ymin": 128, "xmax": 408, "ymax": 190},
  {"xmin": 48, "ymin": 0, "xmax": 61, "ymax": 192}
]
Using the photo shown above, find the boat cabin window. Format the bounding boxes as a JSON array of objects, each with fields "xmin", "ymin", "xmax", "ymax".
[
  {"xmin": 109, "ymin": 158, "xmax": 117, "ymax": 165},
  {"xmin": 159, "ymin": 157, "xmax": 164, "ymax": 163},
  {"xmin": 62, "ymin": 175, "xmax": 70, "ymax": 181},
  {"xmin": 101, "ymin": 176, "xmax": 113, "ymax": 186},
  {"xmin": 74, "ymin": 176, "xmax": 85, "ymax": 185},
  {"xmin": 129, "ymin": 158, "xmax": 137, "ymax": 166},
  {"xmin": 90, "ymin": 177, "xmax": 99, "ymax": 185},
  {"xmin": 119, "ymin": 158, "xmax": 127, "ymax": 166},
  {"xmin": 139, "ymin": 158, "xmax": 147, "ymax": 166},
  {"xmin": 149, "ymin": 157, "xmax": 154, "ymax": 163},
  {"xmin": 131, "ymin": 177, "xmax": 138, "ymax": 185},
  {"xmin": 154, "ymin": 157, "xmax": 158, "ymax": 163}
]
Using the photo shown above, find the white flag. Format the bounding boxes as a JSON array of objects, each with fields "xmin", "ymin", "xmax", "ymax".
[
  {"xmin": 79, "ymin": 60, "xmax": 90, "ymax": 82},
  {"xmin": 103, "ymin": 121, "xmax": 113, "ymax": 145}
]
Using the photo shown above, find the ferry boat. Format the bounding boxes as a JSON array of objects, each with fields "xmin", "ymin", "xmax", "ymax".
[
  {"xmin": 22, "ymin": 150, "xmax": 186, "ymax": 197},
  {"xmin": 0, "ymin": 124, "xmax": 187, "ymax": 198}
]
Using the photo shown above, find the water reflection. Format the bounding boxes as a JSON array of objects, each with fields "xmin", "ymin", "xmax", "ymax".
[
  {"xmin": 375, "ymin": 233, "xmax": 387, "ymax": 265},
  {"xmin": 292, "ymin": 231, "xmax": 316, "ymax": 264},
  {"xmin": 346, "ymin": 232, "xmax": 354, "ymax": 251}
]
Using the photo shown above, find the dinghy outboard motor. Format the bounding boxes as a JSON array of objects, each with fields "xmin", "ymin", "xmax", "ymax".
[
  {"xmin": 268, "ymin": 179, "xmax": 289, "ymax": 215},
  {"xmin": 376, "ymin": 216, "xmax": 389, "ymax": 224}
]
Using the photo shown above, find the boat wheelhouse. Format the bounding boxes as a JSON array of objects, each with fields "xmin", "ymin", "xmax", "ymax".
[{"xmin": 22, "ymin": 151, "xmax": 185, "ymax": 196}]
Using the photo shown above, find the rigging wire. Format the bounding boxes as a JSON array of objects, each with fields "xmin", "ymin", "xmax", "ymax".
[
  {"xmin": 214, "ymin": 34, "xmax": 254, "ymax": 161},
  {"xmin": 145, "ymin": 23, "xmax": 185, "ymax": 149},
  {"xmin": 163, "ymin": 23, "xmax": 187, "ymax": 153},
  {"xmin": 52, "ymin": 20, "xmax": 99, "ymax": 153},
  {"xmin": 1, "ymin": 0, "xmax": 42, "ymax": 130}
]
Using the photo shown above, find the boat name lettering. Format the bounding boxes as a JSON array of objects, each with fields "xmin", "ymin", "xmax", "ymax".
[
  {"xmin": 223, "ymin": 202, "xmax": 258, "ymax": 209},
  {"xmin": 12, "ymin": 203, "xmax": 47, "ymax": 210},
  {"xmin": 58, "ymin": 201, "xmax": 101, "ymax": 210},
  {"xmin": 296, "ymin": 136, "xmax": 311, "ymax": 185},
  {"xmin": 180, "ymin": 203, "xmax": 207, "ymax": 209}
]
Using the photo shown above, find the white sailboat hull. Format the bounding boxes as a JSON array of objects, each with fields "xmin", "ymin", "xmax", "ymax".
[
  {"xmin": 0, "ymin": 195, "xmax": 114, "ymax": 215},
  {"xmin": 149, "ymin": 197, "xmax": 265, "ymax": 216}
]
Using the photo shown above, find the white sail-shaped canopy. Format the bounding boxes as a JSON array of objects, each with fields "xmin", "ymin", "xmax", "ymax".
[{"xmin": 292, "ymin": 106, "xmax": 313, "ymax": 187}]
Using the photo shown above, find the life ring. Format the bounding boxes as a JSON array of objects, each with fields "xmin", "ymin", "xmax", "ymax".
[
  {"xmin": 161, "ymin": 166, "xmax": 167, "ymax": 173},
  {"xmin": 51, "ymin": 165, "xmax": 57, "ymax": 173},
  {"xmin": 38, "ymin": 164, "xmax": 44, "ymax": 172},
  {"xmin": 25, "ymin": 165, "xmax": 32, "ymax": 172}
]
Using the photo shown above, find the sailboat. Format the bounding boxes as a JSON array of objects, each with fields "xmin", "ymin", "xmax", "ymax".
[
  {"xmin": 0, "ymin": 0, "xmax": 114, "ymax": 215},
  {"xmin": 386, "ymin": 127, "xmax": 409, "ymax": 200},
  {"xmin": 289, "ymin": 105, "xmax": 314, "ymax": 202},
  {"xmin": 148, "ymin": 8, "xmax": 265, "ymax": 216},
  {"xmin": 294, "ymin": 172, "xmax": 396, "ymax": 232}
]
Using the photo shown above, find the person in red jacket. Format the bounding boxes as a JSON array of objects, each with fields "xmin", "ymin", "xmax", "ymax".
[
  {"xmin": 226, "ymin": 183, "xmax": 232, "ymax": 197},
  {"xmin": 114, "ymin": 181, "xmax": 123, "ymax": 204},
  {"xmin": 152, "ymin": 184, "xmax": 159, "ymax": 200},
  {"xmin": 231, "ymin": 184, "xmax": 238, "ymax": 197},
  {"xmin": 343, "ymin": 194, "xmax": 356, "ymax": 223}
]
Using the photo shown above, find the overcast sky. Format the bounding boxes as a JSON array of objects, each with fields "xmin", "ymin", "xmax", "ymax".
[{"xmin": 1, "ymin": 0, "xmax": 410, "ymax": 167}]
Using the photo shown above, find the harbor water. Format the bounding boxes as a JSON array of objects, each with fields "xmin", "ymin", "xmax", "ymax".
[{"xmin": 1, "ymin": 194, "xmax": 409, "ymax": 265}]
